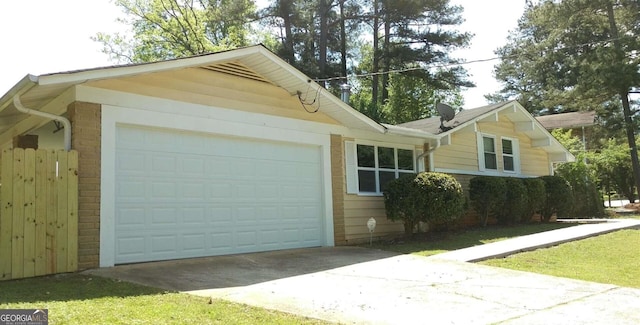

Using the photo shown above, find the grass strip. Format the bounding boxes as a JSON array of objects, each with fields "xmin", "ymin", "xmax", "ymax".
[
  {"xmin": 480, "ymin": 229, "xmax": 640, "ymax": 288},
  {"xmin": 0, "ymin": 273, "xmax": 327, "ymax": 324}
]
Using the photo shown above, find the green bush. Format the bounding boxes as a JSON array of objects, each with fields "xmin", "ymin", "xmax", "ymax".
[
  {"xmin": 539, "ymin": 175, "xmax": 573, "ymax": 222},
  {"xmin": 496, "ymin": 177, "xmax": 528, "ymax": 225},
  {"xmin": 555, "ymin": 161, "xmax": 605, "ymax": 218},
  {"xmin": 384, "ymin": 172, "xmax": 465, "ymax": 236},
  {"xmin": 469, "ymin": 176, "xmax": 507, "ymax": 227},
  {"xmin": 384, "ymin": 173, "xmax": 421, "ymax": 235},
  {"xmin": 414, "ymin": 172, "xmax": 466, "ymax": 224},
  {"xmin": 521, "ymin": 178, "xmax": 546, "ymax": 222}
]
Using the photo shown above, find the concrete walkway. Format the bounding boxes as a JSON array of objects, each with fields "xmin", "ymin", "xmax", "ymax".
[
  {"xmin": 88, "ymin": 219, "xmax": 640, "ymax": 324},
  {"xmin": 430, "ymin": 218, "xmax": 640, "ymax": 262}
]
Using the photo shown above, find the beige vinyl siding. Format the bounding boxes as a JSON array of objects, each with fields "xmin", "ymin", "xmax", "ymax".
[
  {"xmin": 435, "ymin": 117, "xmax": 552, "ymax": 177},
  {"xmin": 343, "ymin": 195, "xmax": 403, "ymax": 243},
  {"xmin": 518, "ymin": 136, "xmax": 552, "ymax": 176},
  {"xmin": 433, "ymin": 132, "xmax": 478, "ymax": 170},
  {"xmin": 86, "ymin": 67, "xmax": 340, "ymax": 125}
]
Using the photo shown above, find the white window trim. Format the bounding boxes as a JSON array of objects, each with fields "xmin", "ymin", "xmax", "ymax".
[
  {"xmin": 501, "ymin": 136, "xmax": 520, "ymax": 174},
  {"xmin": 477, "ymin": 133, "xmax": 497, "ymax": 172},
  {"xmin": 345, "ymin": 140, "xmax": 416, "ymax": 196},
  {"xmin": 476, "ymin": 132, "xmax": 521, "ymax": 175}
]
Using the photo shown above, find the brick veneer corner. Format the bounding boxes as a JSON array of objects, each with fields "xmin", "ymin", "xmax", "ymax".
[
  {"xmin": 68, "ymin": 102, "xmax": 102, "ymax": 270},
  {"xmin": 330, "ymin": 134, "xmax": 347, "ymax": 245}
]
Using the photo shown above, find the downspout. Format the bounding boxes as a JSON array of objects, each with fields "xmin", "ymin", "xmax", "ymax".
[
  {"xmin": 416, "ymin": 139, "xmax": 440, "ymax": 172},
  {"xmin": 13, "ymin": 95, "xmax": 71, "ymax": 151}
]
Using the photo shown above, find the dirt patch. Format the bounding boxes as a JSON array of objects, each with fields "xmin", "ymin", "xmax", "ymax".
[{"xmin": 623, "ymin": 203, "xmax": 640, "ymax": 212}]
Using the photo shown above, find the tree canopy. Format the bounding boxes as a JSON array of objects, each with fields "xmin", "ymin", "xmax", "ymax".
[
  {"xmin": 95, "ymin": 0, "xmax": 473, "ymax": 124},
  {"xmin": 490, "ymin": 0, "xmax": 640, "ymax": 195},
  {"xmin": 93, "ymin": 0, "xmax": 257, "ymax": 63}
]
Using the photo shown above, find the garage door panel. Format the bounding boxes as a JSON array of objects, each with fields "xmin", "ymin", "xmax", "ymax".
[{"xmin": 115, "ymin": 125, "xmax": 325, "ymax": 264}]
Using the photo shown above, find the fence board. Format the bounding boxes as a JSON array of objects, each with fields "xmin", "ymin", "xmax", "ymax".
[
  {"xmin": 0, "ymin": 149, "xmax": 13, "ymax": 280},
  {"xmin": 34, "ymin": 150, "xmax": 47, "ymax": 276},
  {"xmin": 0, "ymin": 148, "xmax": 78, "ymax": 281},
  {"xmin": 46, "ymin": 151, "xmax": 57, "ymax": 274},
  {"xmin": 11, "ymin": 149, "xmax": 25, "ymax": 279},
  {"xmin": 23, "ymin": 149, "xmax": 36, "ymax": 278},
  {"xmin": 55, "ymin": 152, "xmax": 68, "ymax": 273},
  {"xmin": 66, "ymin": 150, "xmax": 78, "ymax": 272}
]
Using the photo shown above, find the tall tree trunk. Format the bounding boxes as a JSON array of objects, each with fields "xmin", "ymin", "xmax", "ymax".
[
  {"xmin": 372, "ymin": 0, "xmax": 380, "ymax": 120},
  {"xmin": 279, "ymin": 0, "xmax": 295, "ymax": 64},
  {"xmin": 382, "ymin": 0, "xmax": 390, "ymax": 103},
  {"xmin": 339, "ymin": 0, "xmax": 347, "ymax": 79},
  {"xmin": 318, "ymin": 0, "xmax": 329, "ymax": 86},
  {"xmin": 607, "ymin": 1, "xmax": 640, "ymax": 202}
]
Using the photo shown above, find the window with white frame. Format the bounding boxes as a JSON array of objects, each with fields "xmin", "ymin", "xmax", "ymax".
[
  {"xmin": 477, "ymin": 133, "xmax": 520, "ymax": 173},
  {"xmin": 355, "ymin": 144, "xmax": 415, "ymax": 194},
  {"xmin": 482, "ymin": 136, "xmax": 497, "ymax": 170},
  {"xmin": 502, "ymin": 138, "xmax": 515, "ymax": 172}
]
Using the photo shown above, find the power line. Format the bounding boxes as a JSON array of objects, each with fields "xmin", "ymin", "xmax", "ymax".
[
  {"xmin": 314, "ymin": 35, "xmax": 632, "ymax": 83},
  {"xmin": 314, "ymin": 56, "xmax": 501, "ymax": 83}
]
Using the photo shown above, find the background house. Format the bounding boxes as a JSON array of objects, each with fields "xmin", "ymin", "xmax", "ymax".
[{"xmin": 535, "ymin": 111, "xmax": 597, "ymax": 151}]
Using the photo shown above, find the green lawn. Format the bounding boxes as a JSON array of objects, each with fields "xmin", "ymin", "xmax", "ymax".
[
  {"xmin": 480, "ymin": 229, "xmax": 640, "ymax": 288},
  {"xmin": 371, "ymin": 222, "xmax": 575, "ymax": 256},
  {"xmin": 0, "ymin": 274, "xmax": 327, "ymax": 324}
]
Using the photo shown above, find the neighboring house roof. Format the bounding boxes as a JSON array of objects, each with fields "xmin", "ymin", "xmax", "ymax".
[
  {"xmin": 399, "ymin": 100, "xmax": 575, "ymax": 162},
  {"xmin": 0, "ymin": 45, "xmax": 436, "ymax": 142},
  {"xmin": 535, "ymin": 111, "xmax": 597, "ymax": 130}
]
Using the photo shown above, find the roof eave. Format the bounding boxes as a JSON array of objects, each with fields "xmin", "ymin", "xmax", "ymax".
[
  {"xmin": 0, "ymin": 74, "xmax": 39, "ymax": 114},
  {"xmin": 382, "ymin": 123, "xmax": 438, "ymax": 139},
  {"xmin": 36, "ymin": 46, "xmax": 267, "ymax": 86}
]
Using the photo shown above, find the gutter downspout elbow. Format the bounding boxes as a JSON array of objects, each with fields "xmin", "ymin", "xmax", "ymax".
[
  {"xmin": 416, "ymin": 139, "xmax": 440, "ymax": 172},
  {"xmin": 13, "ymin": 95, "xmax": 71, "ymax": 151}
]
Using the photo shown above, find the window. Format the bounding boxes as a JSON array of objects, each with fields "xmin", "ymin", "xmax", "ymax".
[
  {"xmin": 502, "ymin": 138, "xmax": 515, "ymax": 172},
  {"xmin": 356, "ymin": 144, "xmax": 415, "ymax": 194},
  {"xmin": 482, "ymin": 136, "xmax": 497, "ymax": 170},
  {"xmin": 477, "ymin": 133, "xmax": 520, "ymax": 174}
]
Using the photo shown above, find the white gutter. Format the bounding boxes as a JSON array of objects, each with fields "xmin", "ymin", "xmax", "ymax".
[{"xmin": 13, "ymin": 95, "xmax": 71, "ymax": 151}]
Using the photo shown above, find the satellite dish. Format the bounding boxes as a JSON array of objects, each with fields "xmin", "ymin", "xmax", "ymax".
[{"xmin": 436, "ymin": 103, "xmax": 456, "ymax": 132}]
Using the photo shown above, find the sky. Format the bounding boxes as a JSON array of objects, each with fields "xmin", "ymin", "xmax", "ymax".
[{"xmin": 0, "ymin": 0, "xmax": 525, "ymax": 109}]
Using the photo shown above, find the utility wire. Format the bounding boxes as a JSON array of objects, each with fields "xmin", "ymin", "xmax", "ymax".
[{"xmin": 313, "ymin": 35, "xmax": 633, "ymax": 83}]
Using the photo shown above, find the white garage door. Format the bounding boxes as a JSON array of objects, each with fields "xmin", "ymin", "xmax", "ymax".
[{"xmin": 114, "ymin": 125, "xmax": 324, "ymax": 264}]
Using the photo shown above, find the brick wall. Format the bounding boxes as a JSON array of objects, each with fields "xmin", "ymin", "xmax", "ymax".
[
  {"xmin": 68, "ymin": 102, "xmax": 101, "ymax": 270},
  {"xmin": 330, "ymin": 134, "xmax": 346, "ymax": 245}
]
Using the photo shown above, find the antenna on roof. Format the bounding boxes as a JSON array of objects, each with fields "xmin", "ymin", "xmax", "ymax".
[{"xmin": 436, "ymin": 103, "xmax": 456, "ymax": 132}]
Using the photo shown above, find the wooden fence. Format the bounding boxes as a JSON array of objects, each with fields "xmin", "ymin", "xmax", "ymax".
[{"xmin": 0, "ymin": 148, "xmax": 78, "ymax": 281}]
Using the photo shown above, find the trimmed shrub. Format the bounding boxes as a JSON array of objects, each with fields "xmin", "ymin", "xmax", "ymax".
[
  {"xmin": 414, "ymin": 172, "xmax": 466, "ymax": 225},
  {"xmin": 539, "ymin": 175, "xmax": 573, "ymax": 222},
  {"xmin": 521, "ymin": 177, "xmax": 546, "ymax": 223},
  {"xmin": 384, "ymin": 172, "xmax": 465, "ymax": 235},
  {"xmin": 384, "ymin": 173, "xmax": 421, "ymax": 235},
  {"xmin": 496, "ymin": 177, "xmax": 528, "ymax": 225},
  {"xmin": 469, "ymin": 176, "xmax": 507, "ymax": 227}
]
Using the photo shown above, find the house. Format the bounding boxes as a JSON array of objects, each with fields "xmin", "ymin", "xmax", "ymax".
[
  {"xmin": 535, "ymin": 111, "xmax": 597, "ymax": 150},
  {"xmin": 0, "ymin": 45, "xmax": 574, "ymax": 270},
  {"xmin": 400, "ymin": 102, "xmax": 575, "ymax": 190}
]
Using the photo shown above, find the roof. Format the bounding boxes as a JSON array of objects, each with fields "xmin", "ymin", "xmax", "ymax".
[
  {"xmin": 0, "ymin": 45, "xmax": 437, "ymax": 142},
  {"xmin": 535, "ymin": 111, "xmax": 597, "ymax": 130},
  {"xmin": 400, "ymin": 100, "xmax": 575, "ymax": 162},
  {"xmin": 399, "ymin": 101, "xmax": 509, "ymax": 135}
]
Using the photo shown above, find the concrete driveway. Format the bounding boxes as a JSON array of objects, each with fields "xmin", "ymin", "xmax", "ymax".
[{"xmin": 88, "ymin": 246, "xmax": 640, "ymax": 324}]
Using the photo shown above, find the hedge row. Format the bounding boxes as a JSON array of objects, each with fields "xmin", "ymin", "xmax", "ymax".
[{"xmin": 469, "ymin": 175, "xmax": 574, "ymax": 225}]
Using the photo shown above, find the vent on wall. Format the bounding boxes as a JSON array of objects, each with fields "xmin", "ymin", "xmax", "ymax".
[{"xmin": 201, "ymin": 61, "xmax": 274, "ymax": 85}]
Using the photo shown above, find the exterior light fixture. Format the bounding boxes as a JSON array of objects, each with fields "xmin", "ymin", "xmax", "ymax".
[{"xmin": 367, "ymin": 217, "xmax": 376, "ymax": 246}]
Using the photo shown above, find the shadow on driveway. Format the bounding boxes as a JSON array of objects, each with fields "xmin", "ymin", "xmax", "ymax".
[{"xmin": 86, "ymin": 246, "xmax": 399, "ymax": 292}]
